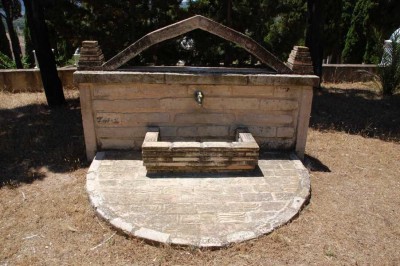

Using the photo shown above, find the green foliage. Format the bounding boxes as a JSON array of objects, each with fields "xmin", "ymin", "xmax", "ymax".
[
  {"xmin": 0, "ymin": 51, "xmax": 16, "ymax": 68},
  {"xmin": 23, "ymin": 0, "xmax": 400, "ymax": 67},
  {"xmin": 264, "ymin": 0, "xmax": 307, "ymax": 61},
  {"xmin": 363, "ymin": 27, "xmax": 383, "ymax": 64},
  {"xmin": 322, "ymin": 0, "xmax": 355, "ymax": 63},
  {"xmin": 342, "ymin": 0, "xmax": 376, "ymax": 63},
  {"xmin": 185, "ymin": 0, "xmax": 307, "ymax": 65},
  {"xmin": 341, "ymin": 0, "xmax": 400, "ymax": 64},
  {"xmin": 41, "ymin": 0, "xmax": 186, "ymax": 66},
  {"xmin": 377, "ymin": 34, "xmax": 400, "ymax": 95}
]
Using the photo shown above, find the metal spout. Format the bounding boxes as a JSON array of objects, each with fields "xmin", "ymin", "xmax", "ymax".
[{"xmin": 194, "ymin": 91, "xmax": 204, "ymax": 105}]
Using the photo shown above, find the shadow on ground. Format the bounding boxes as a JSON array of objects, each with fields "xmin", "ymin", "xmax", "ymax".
[
  {"xmin": 311, "ymin": 87, "xmax": 400, "ymax": 142},
  {"xmin": 0, "ymin": 99, "xmax": 87, "ymax": 187},
  {"xmin": 303, "ymin": 154, "xmax": 331, "ymax": 172}
]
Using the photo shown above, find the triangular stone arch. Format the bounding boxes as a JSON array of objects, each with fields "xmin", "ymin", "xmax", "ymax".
[{"xmin": 102, "ymin": 15, "xmax": 292, "ymax": 73}]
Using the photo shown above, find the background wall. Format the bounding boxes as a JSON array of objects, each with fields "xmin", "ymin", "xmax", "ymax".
[
  {"xmin": 0, "ymin": 68, "xmax": 75, "ymax": 92},
  {"xmin": 0, "ymin": 65, "xmax": 377, "ymax": 93}
]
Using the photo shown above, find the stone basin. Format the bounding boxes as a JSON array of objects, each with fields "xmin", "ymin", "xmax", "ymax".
[{"xmin": 142, "ymin": 129, "xmax": 259, "ymax": 173}]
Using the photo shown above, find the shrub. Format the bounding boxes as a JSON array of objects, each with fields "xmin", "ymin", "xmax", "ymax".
[{"xmin": 0, "ymin": 52, "xmax": 16, "ymax": 69}]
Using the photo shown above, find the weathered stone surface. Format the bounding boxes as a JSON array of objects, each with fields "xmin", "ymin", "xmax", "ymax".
[
  {"xmin": 143, "ymin": 131, "xmax": 159, "ymax": 142},
  {"xmin": 174, "ymin": 113, "xmax": 235, "ymax": 124},
  {"xmin": 248, "ymin": 74, "xmax": 319, "ymax": 86},
  {"xmin": 75, "ymin": 62, "xmax": 318, "ymax": 161},
  {"xmin": 165, "ymin": 73, "xmax": 248, "ymax": 85},
  {"xmin": 134, "ymin": 228, "xmax": 170, "ymax": 243},
  {"xmin": 188, "ymin": 85, "xmax": 231, "ymax": 96},
  {"xmin": 93, "ymin": 99, "xmax": 160, "ymax": 112},
  {"xmin": 74, "ymin": 71, "xmax": 165, "ymax": 84},
  {"xmin": 93, "ymin": 84, "xmax": 188, "ymax": 100},
  {"xmin": 203, "ymin": 98, "xmax": 260, "ymax": 110},
  {"xmin": 231, "ymin": 85, "xmax": 274, "ymax": 97},
  {"xmin": 259, "ymin": 99, "xmax": 298, "ymax": 111},
  {"xmin": 142, "ymin": 131, "xmax": 259, "ymax": 172},
  {"xmin": 286, "ymin": 46, "xmax": 314, "ymax": 75},
  {"xmin": 277, "ymin": 127, "xmax": 295, "ymax": 138},
  {"xmin": 295, "ymin": 88, "xmax": 313, "ymax": 159},
  {"xmin": 99, "ymin": 139, "xmax": 135, "ymax": 149},
  {"xmin": 78, "ymin": 41, "xmax": 105, "ymax": 71},
  {"xmin": 197, "ymin": 126, "xmax": 229, "ymax": 137},
  {"xmin": 86, "ymin": 151, "xmax": 311, "ymax": 247},
  {"xmin": 236, "ymin": 114, "xmax": 293, "ymax": 125},
  {"xmin": 81, "ymin": 40, "xmax": 98, "ymax": 47}
]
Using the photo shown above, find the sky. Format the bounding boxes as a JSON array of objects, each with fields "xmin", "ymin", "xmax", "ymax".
[{"xmin": 20, "ymin": 0, "xmax": 25, "ymax": 14}]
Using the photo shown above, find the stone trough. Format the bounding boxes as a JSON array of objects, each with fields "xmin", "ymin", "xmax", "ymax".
[
  {"xmin": 142, "ymin": 129, "xmax": 259, "ymax": 173},
  {"xmin": 75, "ymin": 15, "xmax": 318, "ymax": 247}
]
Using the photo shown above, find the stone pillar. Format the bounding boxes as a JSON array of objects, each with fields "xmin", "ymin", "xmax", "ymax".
[
  {"xmin": 77, "ymin": 41, "xmax": 104, "ymax": 71},
  {"xmin": 287, "ymin": 46, "xmax": 314, "ymax": 75}
]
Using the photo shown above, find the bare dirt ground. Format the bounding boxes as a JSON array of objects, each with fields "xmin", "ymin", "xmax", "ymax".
[{"xmin": 1, "ymin": 83, "xmax": 399, "ymax": 265}]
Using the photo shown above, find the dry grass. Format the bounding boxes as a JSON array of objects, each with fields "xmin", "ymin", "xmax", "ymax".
[
  {"xmin": 0, "ymin": 84, "xmax": 400, "ymax": 265},
  {"xmin": 0, "ymin": 90, "xmax": 86, "ymax": 187}
]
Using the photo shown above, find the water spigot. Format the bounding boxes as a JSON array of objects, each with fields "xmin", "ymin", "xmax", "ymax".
[{"xmin": 194, "ymin": 90, "xmax": 204, "ymax": 105}]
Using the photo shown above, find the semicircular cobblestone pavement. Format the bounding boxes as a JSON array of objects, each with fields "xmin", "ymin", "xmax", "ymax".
[{"xmin": 86, "ymin": 151, "xmax": 310, "ymax": 247}]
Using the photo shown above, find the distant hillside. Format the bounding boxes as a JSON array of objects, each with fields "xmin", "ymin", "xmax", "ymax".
[
  {"xmin": 2, "ymin": 17, "xmax": 24, "ymax": 34},
  {"xmin": 2, "ymin": 17, "xmax": 25, "ymax": 55},
  {"xmin": 13, "ymin": 17, "xmax": 24, "ymax": 33}
]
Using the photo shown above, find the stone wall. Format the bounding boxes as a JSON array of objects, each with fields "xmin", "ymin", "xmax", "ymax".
[
  {"xmin": 322, "ymin": 64, "xmax": 378, "ymax": 83},
  {"xmin": 74, "ymin": 70, "xmax": 318, "ymax": 160},
  {"xmin": 0, "ymin": 68, "xmax": 76, "ymax": 92},
  {"xmin": 0, "ymin": 64, "xmax": 379, "ymax": 93}
]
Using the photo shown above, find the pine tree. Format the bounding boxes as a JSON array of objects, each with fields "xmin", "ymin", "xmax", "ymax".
[
  {"xmin": 0, "ymin": 16, "xmax": 12, "ymax": 58},
  {"xmin": 23, "ymin": 15, "xmax": 34, "ymax": 67},
  {"xmin": 342, "ymin": 0, "xmax": 377, "ymax": 63},
  {"xmin": 1, "ymin": 0, "xmax": 23, "ymax": 68},
  {"xmin": 306, "ymin": 0, "xmax": 323, "ymax": 77},
  {"xmin": 24, "ymin": 0, "xmax": 66, "ymax": 107}
]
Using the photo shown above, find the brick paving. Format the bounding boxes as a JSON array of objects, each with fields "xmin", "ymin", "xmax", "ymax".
[{"xmin": 86, "ymin": 151, "xmax": 310, "ymax": 247}]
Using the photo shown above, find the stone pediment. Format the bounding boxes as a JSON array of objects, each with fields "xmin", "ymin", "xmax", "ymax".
[{"xmin": 102, "ymin": 15, "xmax": 292, "ymax": 73}]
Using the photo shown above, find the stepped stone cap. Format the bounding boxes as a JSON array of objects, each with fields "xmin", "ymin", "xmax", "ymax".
[
  {"xmin": 78, "ymin": 40, "xmax": 104, "ymax": 71},
  {"xmin": 82, "ymin": 40, "xmax": 98, "ymax": 47},
  {"xmin": 287, "ymin": 46, "xmax": 314, "ymax": 75}
]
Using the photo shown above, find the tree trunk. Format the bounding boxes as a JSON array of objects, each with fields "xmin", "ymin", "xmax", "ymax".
[
  {"xmin": 24, "ymin": 0, "xmax": 65, "ymax": 107},
  {"xmin": 1, "ymin": 0, "xmax": 23, "ymax": 68},
  {"xmin": 0, "ymin": 16, "xmax": 12, "ymax": 58},
  {"xmin": 306, "ymin": 0, "xmax": 323, "ymax": 82},
  {"xmin": 224, "ymin": 0, "xmax": 233, "ymax": 66}
]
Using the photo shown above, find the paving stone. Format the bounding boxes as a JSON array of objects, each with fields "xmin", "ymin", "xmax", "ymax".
[
  {"xmin": 86, "ymin": 151, "xmax": 311, "ymax": 247},
  {"xmin": 247, "ymin": 211, "xmax": 277, "ymax": 223},
  {"xmin": 241, "ymin": 192, "xmax": 273, "ymax": 202},
  {"xmin": 273, "ymin": 192, "xmax": 296, "ymax": 201},
  {"xmin": 226, "ymin": 231, "xmax": 256, "ymax": 243},
  {"xmin": 134, "ymin": 228, "xmax": 170, "ymax": 243},
  {"xmin": 110, "ymin": 218, "xmax": 135, "ymax": 234},
  {"xmin": 199, "ymin": 237, "xmax": 225, "ymax": 247},
  {"xmin": 217, "ymin": 212, "xmax": 247, "ymax": 223}
]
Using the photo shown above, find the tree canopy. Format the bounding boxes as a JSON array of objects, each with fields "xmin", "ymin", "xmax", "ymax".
[{"xmin": 2, "ymin": 0, "xmax": 400, "ymax": 68}]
